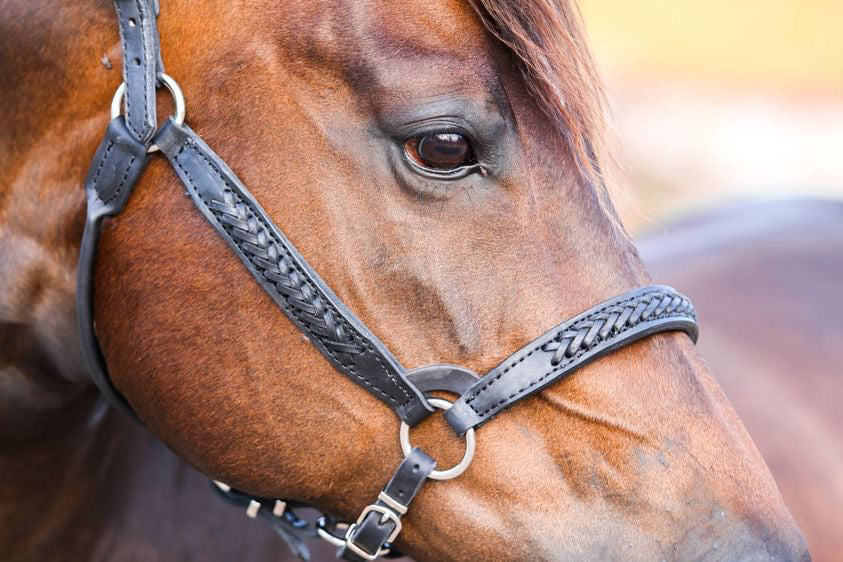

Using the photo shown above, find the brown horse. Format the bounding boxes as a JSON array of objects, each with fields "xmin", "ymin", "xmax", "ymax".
[
  {"xmin": 0, "ymin": 0, "xmax": 809, "ymax": 560},
  {"xmin": 640, "ymin": 199, "xmax": 843, "ymax": 562}
]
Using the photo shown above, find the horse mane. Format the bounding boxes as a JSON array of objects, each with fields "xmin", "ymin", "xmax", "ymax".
[{"xmin": 469, "ymin": 0, "xmax": 611, "ymax": 189}]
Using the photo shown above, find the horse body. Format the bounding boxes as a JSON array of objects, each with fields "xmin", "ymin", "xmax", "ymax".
[{"xmin": 1, "ymin": 0, "xmax": 809, "ymax": 560}]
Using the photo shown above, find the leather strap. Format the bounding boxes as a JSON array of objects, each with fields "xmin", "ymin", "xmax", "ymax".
[
  {"xmin": 210, "ymin": 482, "xmax": 315, "ymax": 560},
  {"xmin": 445, "ymin": 286, "xmax": 698, "ymax": 434},
  {"xmin": 405, "ymin": 365, "xmax": 480, "ymax": 395},
  {"xmin": 153, "ymin": 120, "xmax": 434, "ymax": 426},
  {"xmin": 113, "ymin": 0, "xmax": 162, "ymax": 142},
  {"xmin": 77, "ymin": 117, "xmax": 149, "ymax": 420},
  {"xmin": 340, "ymin": 448, "xmax": 435, "ymax": 561}
]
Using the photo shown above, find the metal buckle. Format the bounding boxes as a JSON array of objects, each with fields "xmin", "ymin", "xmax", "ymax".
[{"xmin": 343, "ymin": 504, "xmax": 401, "ymax": 561}]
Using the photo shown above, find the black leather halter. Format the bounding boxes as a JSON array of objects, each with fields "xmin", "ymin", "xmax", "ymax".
[{"xmin": 77, "ymin": 2, "xmax": 698, "ymax": 560}]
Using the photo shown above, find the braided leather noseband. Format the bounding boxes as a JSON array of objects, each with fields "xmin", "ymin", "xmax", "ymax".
[{"xmin": 77, "ymin": 2, "xmax": 698, "ymax": 560}]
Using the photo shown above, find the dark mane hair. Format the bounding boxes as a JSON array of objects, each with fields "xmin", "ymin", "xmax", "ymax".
[{"xmin": 470, "ymin": 0, "xmax": 610, "ymax": 188}]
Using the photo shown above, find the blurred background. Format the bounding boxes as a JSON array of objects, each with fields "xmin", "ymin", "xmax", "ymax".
[
  {"xmin": 577, "ymin": 0, "xmax": 843, "ymax": 231},
  {"xmin": 575, "ymin": 2, "xmax": 842, "ymax": 559}
]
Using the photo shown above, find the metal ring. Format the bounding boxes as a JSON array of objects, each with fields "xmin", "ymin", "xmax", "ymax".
[
  {"xmin": 399, "ymin": 397, "xmax": 476, "ymax": 481},
  {"xmin": 110, "ymin": 73, "xmax": 186, "ymax": 152}
]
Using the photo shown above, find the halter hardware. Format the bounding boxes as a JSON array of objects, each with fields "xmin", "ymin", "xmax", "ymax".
[
  {"xmin": 345, "ymin": 504, "xmax": 402, "ymax": 561},
  {"xmin": 399, "ymin": 398, "xmax": 476, "ymax": 480},
  {"xmin": 77, "ymin": 1, "xmax": 700, "ymax": 560},
  {"xmin": 316, "ymin": 516, "xmax": 394, "ymax": 560},
  {"xmin": 110, "ymin": 72, "xmax": 186, "ymax": 153}
]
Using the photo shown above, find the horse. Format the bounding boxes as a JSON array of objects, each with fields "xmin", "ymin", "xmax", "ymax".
[
  {"xmin": 0, "ymin": 0, "xmax": 810, "ymax": 560},
  {"xmin": 639, "ymin": 199, "xmax": 843, "ymax": 562}
]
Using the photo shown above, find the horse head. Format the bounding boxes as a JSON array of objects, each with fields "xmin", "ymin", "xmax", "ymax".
[{"xmin": 2, "ymin": 0, "xmax": 808, "ymax": 559}]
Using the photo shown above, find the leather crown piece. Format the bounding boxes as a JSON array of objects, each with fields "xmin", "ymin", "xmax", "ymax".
[{"xmin": 77, "ymin": 1, "xmax": 699, "ymax": 560}]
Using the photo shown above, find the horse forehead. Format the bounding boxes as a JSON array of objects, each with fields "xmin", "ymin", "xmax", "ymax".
[
  {"xmin": 356, "ymin": 0, "xmax": 489, "ymax": 52},
  {"xmin": 275, "ymin": 0, "xmax": 491, "ymax": 71}
]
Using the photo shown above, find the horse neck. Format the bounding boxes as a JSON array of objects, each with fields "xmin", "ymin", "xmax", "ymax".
[
  {"xmin": 0, "ymin": 2, "xmax": 111, "ymax": 390},
  {"xmin": 1, "ymin": 1, "xmax": 122, "ymax": 396},
  {"xmin": 3, "ymin": 402, "xmax": 309, "ymax": 561},
  {"xmin": 0, "ymin": 2, "xmax": 129, "ymax": 556}
]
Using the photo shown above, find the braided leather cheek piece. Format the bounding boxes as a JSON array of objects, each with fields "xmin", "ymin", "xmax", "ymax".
[
  {"xmin": 153, "ymin": 122, "xmax": 435, "ymax": 425},
  {"xmin": 209, "ymin": 190, "xmax": 365, "ymax": 360},
  {"xmin": 541, "ymin": 290, "xmax": 696, "ymax": 364},
  {"xmin": 196, "ymin": 188, "xmax": 406, "ymax": 406}
]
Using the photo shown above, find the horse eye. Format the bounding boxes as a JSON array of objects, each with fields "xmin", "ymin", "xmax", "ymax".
[{"xmin": 404, "ymin": 132, "xmax": 476, "ymax": 171}]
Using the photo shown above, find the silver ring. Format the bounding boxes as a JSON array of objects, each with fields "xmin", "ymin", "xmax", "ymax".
[
  {"xmin": 399, "ymin": 397, "xmax": 476, "ymax": 480},
  {"xmin": 110, "ymin": 73, "xmax": 186, "ymax": 152}
]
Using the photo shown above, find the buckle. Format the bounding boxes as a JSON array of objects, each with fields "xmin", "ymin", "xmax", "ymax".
[{"xmin": 343, "ymin": 504, "xmax": 401, "ymax": 561}]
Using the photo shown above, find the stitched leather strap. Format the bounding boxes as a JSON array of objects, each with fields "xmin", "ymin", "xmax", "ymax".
[
  {"xmin": 340, "ymin": 448, "xmax": 435, "ymax": 561},
  {"xmin": 77, "ymin": 117, "xmax": 149, "ymax": 420},
  {"xmin": 445, "ymin": 286, "xmax": 698, "ymax": 434},
  {"xmin": 153, "ymin": 120, "xmax": 433, "ymax": 426},
  {"xmin": 113, "ymin": 0, "xmax": 162, "ymax": 142}
]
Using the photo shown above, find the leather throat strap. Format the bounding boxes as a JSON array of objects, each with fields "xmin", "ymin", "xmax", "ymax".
[{"xmin": 77, "ymin": 117, "xmax": 149, "ymax": 420}]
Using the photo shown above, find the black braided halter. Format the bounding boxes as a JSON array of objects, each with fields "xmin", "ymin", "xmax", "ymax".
[{"xmin": 76, "ymin": 2, "xmax": 698, "ymax": 560}]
